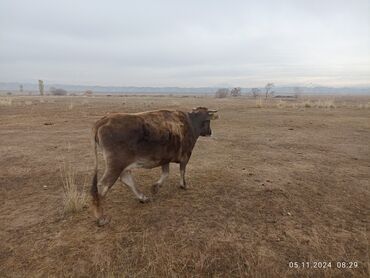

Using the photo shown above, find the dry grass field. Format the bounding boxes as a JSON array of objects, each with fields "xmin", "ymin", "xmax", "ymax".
[{"xmin": 0, "ymin": 95, "xmax": 369, "ymax": 277}]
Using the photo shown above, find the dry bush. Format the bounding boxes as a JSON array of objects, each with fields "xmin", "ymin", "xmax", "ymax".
[
  {"xmin": 0, "ymin": 97, "xmax": 13, "ymax": 106},
  {"xmin": 299, "ymin": 99, "xmax": 336, "ymax": 109},
  {"xmin": 357, "ymin": 102, "xmax": 370, "ymax": 109},
  {"xmin": 276, "ymin": 100, "xmax": 288, "ymax": 108},
  {"xmin": 316, "ymin": 99, "xmax": 336, "ymax": 108},
  {"xmin": 302, "ymin": 100, "xmax": 312, "ymax": 108},
  {"xmin": 50, "ymin": 87, "xmax": 68, "ymax": 96},
  {"xmin": 60, "ymin": 159, "xmax": 87, "ymax": 214},
  {"xmin": 230, "ymin": 87, "xmax": 242, "ymax": 97},
  {"xmin": 274, "ymin": 99, "xmax": 338, "ymax": 109}
]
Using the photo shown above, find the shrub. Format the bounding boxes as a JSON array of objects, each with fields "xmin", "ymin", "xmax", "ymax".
[
  {"xmin": 60, "ymin": 160, "xmax": 87, "ymax": 214},
  {"xmin": 50, "ymin": 87, "xmax": 68, "ymax": 96},
  {"xmin": 215, "ymin": 88, "xmax": 229, "ymax": 98},
  {"xmin": 316, "ymin": 100, "xmax": 336, "ymax": 108},
  {"xmin": 304, "ymin": 101, "xmax": 312, "ymax": 108},
  {"xmin": 230, "ymin": 87, "xmax": 242, "ymax": 97}
]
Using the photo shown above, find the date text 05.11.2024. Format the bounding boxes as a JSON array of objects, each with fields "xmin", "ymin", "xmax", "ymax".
[{"xmin": 289, "ymin": 261, "xmax": 358, "ymax": 269}]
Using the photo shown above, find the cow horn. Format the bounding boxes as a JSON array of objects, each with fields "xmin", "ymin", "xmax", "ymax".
[{"xmin": 208, "ymin": 110, "xmax": 218, "ymax": 113}]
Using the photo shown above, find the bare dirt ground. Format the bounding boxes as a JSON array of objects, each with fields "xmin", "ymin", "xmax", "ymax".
[{"xmin": 0, "ymin": 95, "xmax": 369, "ymax": 277}]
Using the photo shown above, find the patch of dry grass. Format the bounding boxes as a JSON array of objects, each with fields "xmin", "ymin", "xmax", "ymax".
[
  {"xmin": 60, "ymin": 159, "xmax": 87, "ymax": 214},
  {"xmin": 276, "ymin": 100, "xmax": 288, "ymax": 108},
  {"xmin": 357, "ymin": 102, "xmax": 370, "ymax": 109},
  {"xmin": 0, "ymin": 97, "xmax": 13, "ymax": 106},
  {"xmin": 303, "ymin": 100, "xmax": 312, "ymax": 108},
  {"xmin": 276, "ymin": 99, "xmax": 337, "ymax": 109},
  {"xmin": 316, "ymin": 99, "xmax": 336, "ymax": 108}
]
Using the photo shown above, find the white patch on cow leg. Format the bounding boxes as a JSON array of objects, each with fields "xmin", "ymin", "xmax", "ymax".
[
  {"xmin": 152, "ymin": 164, "xmax": 169, "ymax": 194},
  {"xmin": 179, "ymin": 170, "xmax": 186, "ymax": 188},
  {"xmin": 120, "ymin": 170, "xmax": 149, "ymax": 202},
  {"xmin": 179, "ymin": 163, "xmax": 187, "ymax": 189},
  {"xmin": 100, "ymin": 185, "xmax": 109, "ymax": 197}
]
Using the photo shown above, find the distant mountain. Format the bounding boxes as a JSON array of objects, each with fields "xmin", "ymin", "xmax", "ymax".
[{"xmin": 1, "ymin": 82, "xmax": 369, "ymax": 95}]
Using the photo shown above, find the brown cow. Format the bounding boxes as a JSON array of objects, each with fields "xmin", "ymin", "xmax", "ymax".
[{"xmin": 91, "ymin": 107, "xmax": 218, "ymax": 226}]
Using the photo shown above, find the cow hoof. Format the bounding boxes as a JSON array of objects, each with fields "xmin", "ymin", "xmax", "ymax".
[
  {"xmin": 151, "ymin": 184, "xmax": 159, "ymax": 195},
  {"xmin": 179, "ymin": 185, "xmax": 187, "ymax": 190},
  {"xmin": 97, "ymin": 215, "xmax": 110, "ymax": 227},
  {"xmin": 139, "ymin": 195, "xmax": 150, "ymax": 203}
]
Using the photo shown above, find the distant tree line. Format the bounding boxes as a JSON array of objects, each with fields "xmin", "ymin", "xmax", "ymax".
[{"xmin": 215, "ymin": 83, "xmax": 278, "ymax": 98}]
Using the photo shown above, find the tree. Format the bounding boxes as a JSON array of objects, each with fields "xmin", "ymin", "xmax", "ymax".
[
  {"xmin": 251, "ymin": 88, "xmax": 260, "ymax": 98},
  {"xmin": 265, "ymin": 83, "xmax": 274, "ymax": 99},
  {"xmin": 215, "ymin": 88, "xmax": 229, "ymax": 98},
  {"xmin": 230, "ymin": 87, "xmax": 241, "ymax": 97},
  {"xmin": 38, "ymin": 80, "xmax": 44, "ymax": 96},
  {"xmin": 19, "ymin": 84, "xmax": 23, "ymax": 93}
]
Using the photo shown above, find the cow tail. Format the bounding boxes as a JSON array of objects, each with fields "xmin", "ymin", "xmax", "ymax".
[{"xmin": 91, "ymin": 134, "xmax": 100, "ymax": 217}]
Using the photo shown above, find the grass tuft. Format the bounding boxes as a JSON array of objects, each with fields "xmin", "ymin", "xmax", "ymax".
[
  {"xmin": 316, "ymin": 99, "xmax": 336, "ymax": 108},
  {"xmin": 60, "ymin": 159, "xmax": 87, "ymax": 214},
  {"xmin": 0, "ymin": 97, "xmax": 13, "ymax": 106},
  {"xmin": 357, "ymin": 102, "xmax": 370, "ymax": 109},
  {"xmin": 276, "ymin": 100, "xmax": 287, "ymax": 108}
]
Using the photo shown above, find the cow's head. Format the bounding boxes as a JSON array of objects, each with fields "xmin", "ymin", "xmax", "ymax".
[{"xmin": 189, "ymin": 107, "xmax": 219, "ymax": 137}]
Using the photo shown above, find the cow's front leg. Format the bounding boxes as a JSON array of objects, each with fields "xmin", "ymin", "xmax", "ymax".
[
  {"xmin": 121, "ymin": 170, "xmax": 150, "ymax": 203},
  {"xmin": 179, "ymin": 161, "xmax": 187, "ymax": 189},
  {"xmin": 151, "ymin": 163, "xmax": 169, "ymax": 194}
]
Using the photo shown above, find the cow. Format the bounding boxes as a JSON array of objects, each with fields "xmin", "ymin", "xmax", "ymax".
[{"xmin": 91, "ymin": 107, "xmax": 219, "ymax": 226}]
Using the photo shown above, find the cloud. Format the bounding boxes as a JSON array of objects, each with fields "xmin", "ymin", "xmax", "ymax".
[{"xmin": 0, "ymin": 0, "xmax": 369, "ymax": 86}]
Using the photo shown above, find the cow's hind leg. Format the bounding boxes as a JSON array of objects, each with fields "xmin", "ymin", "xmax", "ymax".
[
  {"xmin": 95, "ymin": 164, "xmax": 123, "ymax": 226},
  {"xmin": 179, "ymin": 161, "xmax": 187, "ymax": 189},
  {"xmin": 151, "ymin": 163, "xmax": 169, "ymax": 194},
  {"xmin": 121, "ymin": 170, "xmax": 150, "ymax": 203}
]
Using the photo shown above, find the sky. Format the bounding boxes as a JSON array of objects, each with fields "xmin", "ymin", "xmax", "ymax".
[{"xmin": 0, "ymin": 0, "xmax": 369, "ymax": 87}]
